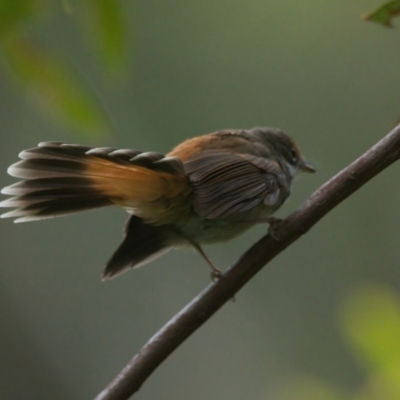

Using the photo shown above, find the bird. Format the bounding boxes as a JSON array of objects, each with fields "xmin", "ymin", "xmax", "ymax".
[{"xmin": 0, "ymin": 127, "xmax": 315, "ymax": 280}]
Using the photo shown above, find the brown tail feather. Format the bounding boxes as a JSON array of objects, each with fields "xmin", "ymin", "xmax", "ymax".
[{"xmin": 1, "ymin": 142, "xmax": 190, "ymax": 223}]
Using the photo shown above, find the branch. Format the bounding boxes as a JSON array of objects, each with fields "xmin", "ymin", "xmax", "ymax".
[{"xmin": 95, "ymin": 123, "xmax": 400, "ymax": 400}]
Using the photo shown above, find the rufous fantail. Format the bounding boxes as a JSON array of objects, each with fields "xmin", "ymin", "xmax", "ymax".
[{"xmin": 0, "ymin": 127, "xmax": 315, "ymax": 279}]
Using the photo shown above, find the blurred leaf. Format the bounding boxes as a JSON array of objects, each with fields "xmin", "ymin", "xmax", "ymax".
[
  {"xmin": 274, "ymin": 284, "xmax": 400, "ymax": 400},
  {"xmin": 0, "ymin": 0, "xmax": 38, "ymax": 38},
  {"xmin": 339, "ymin": 283, "xmax": 400, "ymax": 373},
  {"xmin": 363, "ymin": 1, "xmax": 400, "ymax": 27},
  {"xmin": 61, "ymin": 0, "xmax": 74, "ymax": 16},
  {"xmin": 85, "ymin": 0, "xmax": 127, "ymax": 71},
  {"xmin": 356, "ymin": 369, "xmax": 400, "ymax": 400},
  {"xmin": 271, "ymin": 375, "xmax": 347, "ymax": 400},
  {"xmin": 3, "ymin": 37, "xmax": 111, "ymax": 137}
]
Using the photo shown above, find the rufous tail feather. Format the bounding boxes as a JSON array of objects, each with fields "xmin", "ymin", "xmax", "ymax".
[{"xmin": 0, "ymin": 142, "xmax": 190, "ymax": 223}]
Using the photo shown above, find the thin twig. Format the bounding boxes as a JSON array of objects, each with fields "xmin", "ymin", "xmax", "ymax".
[{"xmin": 95, "ymin": 123, "xmax": 400, "ymax": 400}]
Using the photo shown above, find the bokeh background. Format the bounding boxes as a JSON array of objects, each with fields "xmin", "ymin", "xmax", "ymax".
[{"xmin": 1, "ymin": 1, "xmax": 400, "ymax": 399}]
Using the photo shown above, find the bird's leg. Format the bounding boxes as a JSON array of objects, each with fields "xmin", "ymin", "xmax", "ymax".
[{"xmin": 188, "ymin": 239, "xmax": 222, "ymax": 281}]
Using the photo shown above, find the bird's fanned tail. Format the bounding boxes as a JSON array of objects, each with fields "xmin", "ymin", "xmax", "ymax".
[{"xmin": 0, "ymin": 142, "xmax": 191, "ymax": 223}]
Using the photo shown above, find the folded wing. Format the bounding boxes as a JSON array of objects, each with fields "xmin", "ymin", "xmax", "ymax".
[{"xmin": 183, "ymin": 150, "xmax": 286, "ymax": 219}]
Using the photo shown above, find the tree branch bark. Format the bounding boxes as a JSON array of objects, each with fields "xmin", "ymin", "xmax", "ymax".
[{"xmin": 95, "ymin": 123, "xmax": 400, "ymax": 400}]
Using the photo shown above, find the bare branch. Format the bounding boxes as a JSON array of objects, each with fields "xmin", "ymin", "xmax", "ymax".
[{"xmin": 95, "ymin": 123, "xmax": 400, "ymax": 400}]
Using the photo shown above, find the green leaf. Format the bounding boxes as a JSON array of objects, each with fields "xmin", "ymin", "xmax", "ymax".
[
  {"xmin": 363, "ymin": 1, "xmax": 400, "ymax": 27},
  {"xmin": 361, "ymin": 369, "xmax": 400, "ymax": 400},
  {"xmin": 85, "ymin": 0, "xmax": 127, "ymax": 71},
  {"xmin": 61, "ymin": 0, "xmax": 74, "ymax": 16},
  {"xmin": 0, "ymin": 0, "xmax": 38, "ymax": 38},
  {"xmin": 338, "ymin": 283, "xmax": 400, "ymax": 373},
  {"xmin": 3, "ymin": 37, "xmax": 112, "ymax": 137}
]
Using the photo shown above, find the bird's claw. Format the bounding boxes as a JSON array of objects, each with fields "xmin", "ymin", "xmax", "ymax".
[
  {"xmin": 211, "ymin": 268, "xmax": 222, "ymax": 282},
  {"xmin": 266, "ymin": 217, "xmax": 284, "ymax": 240}
]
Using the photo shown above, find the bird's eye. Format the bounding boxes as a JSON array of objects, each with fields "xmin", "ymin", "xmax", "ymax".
[{"xmin": 290, "ymin": 147, "xmax": 298, "ymax": 163}]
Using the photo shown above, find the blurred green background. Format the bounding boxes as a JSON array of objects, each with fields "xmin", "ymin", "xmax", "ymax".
[{"xmin": 1, "ymin": 1, "xmax": 400, "ymax": 399}]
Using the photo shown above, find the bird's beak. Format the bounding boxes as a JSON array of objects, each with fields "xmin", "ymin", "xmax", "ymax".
[{"xmin": 300, "ymin": 160, "xmax": 316, "ymax": 173}]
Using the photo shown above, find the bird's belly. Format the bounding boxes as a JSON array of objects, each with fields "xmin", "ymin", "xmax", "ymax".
[
  {"xmin": 178, "ymin": 217, "xmax": 250, "ymax": 243},
  {"xmin": 173, "ymin": 202, "xmax": 276, "ymax": 244}
]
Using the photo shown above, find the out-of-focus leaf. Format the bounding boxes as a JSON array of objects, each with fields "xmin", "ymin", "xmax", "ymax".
[
  {"xmin": 363, "ymin": 1, "xmax": 400, "ymax": 27},
  {"xmin": 0, "ymin": 0, "xmax": 37, "ymax": 38},
  {"xmin": 338, "ymin": 283, "xmax": 400, "ymax": 372},
  {"xmin": 271, "ymin": 375, "xmax": 347, "ymax": 400},
  {"xmin": 3, "ymin": 37, "xmax": 111, "ymax": 137},
  {"xmin": 358, "ymin": 369, "xmax": 400, "ymax": 400},
  {"xmin": 61, "ymin": 0, "xmax": 74, "ymax": 16},
  {"xmin": 85, "ymin": 0, "xmax": 127, "ymax": 71}
]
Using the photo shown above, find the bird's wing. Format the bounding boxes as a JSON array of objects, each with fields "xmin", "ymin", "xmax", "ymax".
[{"xmin": 183, "ymin": 150, "xmax": 286, "ymax": 219}]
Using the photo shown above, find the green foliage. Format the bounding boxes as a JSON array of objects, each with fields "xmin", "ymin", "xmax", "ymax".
[
  {"xmin": 0, "ymin": 1, "xmax": 129, "ymax": 137},
  {"xmin": 3, "ymin": 37, "xmax": 111, "ymax": 137},
  {"xmin": 0, "ymin": 0, "xmax": 37, "ymax": 38},
  {"xmin": 86, "ymin": 0, "xmax": 127, "ymax": 70},
  {"xmin": 272, "ymin": 283, "xmax": 400, "ymax": 400},
  {"xmin": 363, "ymin": 1, "xmax": 400, "ymax": 27},
  {"xmin": 339, "ymin": 283, "xmax": 400, "ymax": 373}
]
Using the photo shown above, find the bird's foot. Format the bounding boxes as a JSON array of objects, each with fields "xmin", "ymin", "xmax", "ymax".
[
  {"xmin": 211, "ymin": 268, "xmax": 222, "ymax": 282},
  {"xmin": 265, "ymin": 217, "xmax": 284, "ymax": 240}
]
